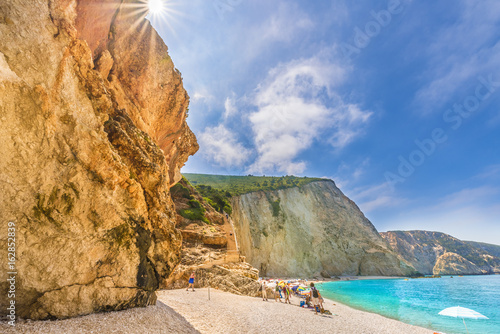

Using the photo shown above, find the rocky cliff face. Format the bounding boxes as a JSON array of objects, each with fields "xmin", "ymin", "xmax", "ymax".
[
  {"xmin": 433, "ymin": 252, "xmax": 483, "ymax": 275},
  {"xmin": 0, "ymin": 0, "xmax": 197, "ymax": 320},
  {"xmin": 466, "ymin": 241, "xmax": 500, "ymax": 258},
  {"xmin": 230, "ymin": 180, "xmax": 416, "ymax": 277},
  {"xmin": 381, "ymin": 231, "xmax": 500, "ymax": 275},
  {"xmin": 164, "ymin": 178, "xmax": 261, "ymax": 296}
]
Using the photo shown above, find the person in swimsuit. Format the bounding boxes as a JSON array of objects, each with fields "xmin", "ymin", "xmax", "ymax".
[
  {"xmin": 284, "ymin": 283, "xmax": 291, "ymax": 304},
  {"xmin": 275, "ymin": 283, "xmax": 282, "ymax": 302},
  {"xmin": 187, "ymin": 271, "xmax": 195, "ymax": 291}
]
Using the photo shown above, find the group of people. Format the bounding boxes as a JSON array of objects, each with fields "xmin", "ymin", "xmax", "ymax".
[
  {"xmin": 261, "ymin": 280, "xmax": 324, "ymax": 315},
  {"xmin": 187, "ymin": 272, "xmax": 326, "ymax": 315}
]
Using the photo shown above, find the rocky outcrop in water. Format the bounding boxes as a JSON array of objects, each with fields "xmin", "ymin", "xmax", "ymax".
[
  {"xmin": 0, "ymin": 0, "xmax": 197, "ymax": 320},
  {"xmin": 381, "ymin": 231, "xmax": 500, "ymax": 275},
  {"xmin": 230, "ymin": 180, "xmax": 416, "ymax": 277}
]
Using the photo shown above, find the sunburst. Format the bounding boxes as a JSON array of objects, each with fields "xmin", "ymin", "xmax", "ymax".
[{"xmin": 147, "ymin": 0, "xmax": 165, "ymax": 16}]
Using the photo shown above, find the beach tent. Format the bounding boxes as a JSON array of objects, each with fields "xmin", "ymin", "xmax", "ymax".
[{"xmin": 438, "ymin": 306, "xmax": 488, "ymax": 334}]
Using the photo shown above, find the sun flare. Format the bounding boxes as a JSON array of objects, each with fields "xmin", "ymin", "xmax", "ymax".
[{"xmin": 148, "ymin": 0, "xmax": 165, "ymax": 15}]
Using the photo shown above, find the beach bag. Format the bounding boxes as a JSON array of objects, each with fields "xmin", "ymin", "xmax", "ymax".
[{"xmin": 312, "ymin": 287, "xmax": 319, "ymax": 298}]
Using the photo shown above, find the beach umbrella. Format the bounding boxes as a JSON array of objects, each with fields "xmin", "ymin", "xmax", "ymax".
[
  {"xmin": 299, "ymin": 289, "xmax": 310, "ymax": 295},
  {"xmin": 438, "ymin": 306, "xmax": 488, "ymax": 334},
  {"xmin": 267, "ymin": 282, "xmax": 277, "ymax": 288}
]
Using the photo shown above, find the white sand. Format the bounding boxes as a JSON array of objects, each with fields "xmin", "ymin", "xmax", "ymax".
[
  {"xmin": 0, "ymin": 289, "xmax": 435, "ymax": 333},
  {"xmin": 0, "ymin": 302, "xmax": 199, "ymax": 334},
  {"xmin": 157, "ymin": 288, "xmax": 434, "ymax": 334}
]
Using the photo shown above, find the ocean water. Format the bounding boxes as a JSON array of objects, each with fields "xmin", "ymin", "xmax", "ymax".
[{"xmin": 318, "ymin": 275, "xmax": 500, "ymax": 334}]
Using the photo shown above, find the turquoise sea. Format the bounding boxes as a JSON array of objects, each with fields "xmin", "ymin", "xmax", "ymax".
[{"xmin": 318, "ymin": 275, "xmax": 500, "ymax": 334}]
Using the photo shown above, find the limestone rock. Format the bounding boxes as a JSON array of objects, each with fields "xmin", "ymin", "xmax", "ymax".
[
  {"xmin": 0, "ymin": 0, "xmax": 197, "ymax": 320},
  {"xmin": 433, "ymin": 252, "xmax": 483, "ymax": 275},
  {"xmin": 164, "ymin": 178, "xmax": 261, "ymax": 295},
  {"xmin": 230, "ymin": 180, "xmax": 416, "ymax": 277}
]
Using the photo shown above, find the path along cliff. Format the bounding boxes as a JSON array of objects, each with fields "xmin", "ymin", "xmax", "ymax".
[{"xmin": 0, "ymin": 0, "xmax": 197, "ymax": 320}]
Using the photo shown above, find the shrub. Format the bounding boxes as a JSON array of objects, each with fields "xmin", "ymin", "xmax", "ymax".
[
  {"xmin": 171, "ymin": 183, "xmax": 191, "ymax": 199},
  {"xmin": 179, "ymin": 208, "xmax": 209, "ymax": 224}
]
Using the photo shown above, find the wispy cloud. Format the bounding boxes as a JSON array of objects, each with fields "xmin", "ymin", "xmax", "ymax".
[
  {"xmin": 381, "ymin": 201, "xmax": 500, "ymax": 245},
  {"xmin": 198, "ymin": 124, "xmax": 251, "ymax": 168},
  {"xmin": 239, "ymin": 3, "xmax": 315, "ymax": 63},
  {"xmin": 247, "ymin": 56, "xmax": 372, "ymax": 175},
  {"xmin": 223, "ymin": 93, "xmax": 238, "ymax": 120},
  {"xmin": 414, "ymin": 0, "xmax": 500, "ymax": 111},
  {"xmin": 433, "ymin": 186, "xmax": 499, "ymax": 209},
  {"xmin": 191, "ymin": 89, "xmax": 214, "ymax": 103},
  {"xmin": 350, "ymin": 182, "xmax": 407, "ymax": 213}
]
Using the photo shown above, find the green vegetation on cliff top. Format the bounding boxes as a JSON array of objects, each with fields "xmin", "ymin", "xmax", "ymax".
[{"xmin": 183, "ymin": 173, "xmax": 326, "ymax": 197}]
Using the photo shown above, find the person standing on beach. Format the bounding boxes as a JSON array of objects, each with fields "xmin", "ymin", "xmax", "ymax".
[
  {"xmin": 187, "ymin": 272, "xmax": 195, "ymax": 292},
  {"xmin": 284, "ymin": 283, "xmax": 291, "ymax": 304},
  {"xmin": 261, "ymin": 281, "xmax": 268, "ymax": 301},
  {"xmin": 310, "ymin": 283, "xmax": 320, "ymax": 314},
  {"xmin": 274, "ymin": 283, "xmax": 282, "ymax": 302}
]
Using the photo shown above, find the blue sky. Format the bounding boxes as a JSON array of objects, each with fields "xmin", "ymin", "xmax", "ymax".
[{"xmin": 150, "ymin": 0, "xmax": 500, "ymax": 245}]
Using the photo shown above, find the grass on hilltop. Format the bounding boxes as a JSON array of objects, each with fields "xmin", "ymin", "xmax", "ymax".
[{"xmin": 183, "ymin": 173, "xmax": 326, "ymax": 197}]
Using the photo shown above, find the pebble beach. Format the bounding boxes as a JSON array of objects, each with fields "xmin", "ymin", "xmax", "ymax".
[{"xmin": 1, "ymin": 288, "xmax": 434, "ymax": 334}]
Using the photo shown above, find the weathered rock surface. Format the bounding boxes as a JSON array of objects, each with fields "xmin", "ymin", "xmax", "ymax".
[
  {"xmin": 433, "ymin": 252, "xmax": 482, "ymax": 275},
  {"xmin": 0, "ymin": 0, "xmax": 197, "ymax": 320},
  {"xmin": 381, "ymin": 231, "xmax": 500, "ymax": 275},
  {"xmin": 230, "ymin": 180, "xmax": 416, "ymax": 277},
  {"xmin": 164, "ymin": 178, "xmax": 261, "ymax": 295}
]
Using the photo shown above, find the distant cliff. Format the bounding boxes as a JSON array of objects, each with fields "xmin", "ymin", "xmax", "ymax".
[
  {"xmin": 381, "ymin": 231, "xmax": 500, "ymax": 275},
  {"xmin": 0, "ymin": 0, "xmax": 197, "ymax": 320},
  {"xmin": 229, "ymin": 180, "xmax": 416, "ymax": 277},
  {"xmin": 466, "ymin": 241, "xmax": 500, "ymax": 258}
]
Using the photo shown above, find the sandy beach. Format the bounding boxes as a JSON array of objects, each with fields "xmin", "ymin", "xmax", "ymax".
[{"xmin": 1, "ymin": 288, "xmax": 434, "ymax": 334}]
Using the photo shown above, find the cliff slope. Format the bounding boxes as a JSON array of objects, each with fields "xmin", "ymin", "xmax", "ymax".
[
  {"xmin": 465, "ymin": 241, "xmax": 500, "ymax": 258},
  {"xmin": 0, "ymin": 0, "xmax": 197, "ymax": 319},
  {"xmin": 381, "ymin": 231, "xmax": 500, "ymax": 275},
  {"xmin": 230, "ymin": 180, "xmax": 416, "ymax": 277}
]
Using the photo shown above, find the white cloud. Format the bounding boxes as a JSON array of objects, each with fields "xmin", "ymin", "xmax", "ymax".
[
  {"xmin": 198, "ymin": 124, "xmax": 251, "ymax": 168},
  {"xmin": 247, "ymin": 56, "xmax": 372, "ymax": 175},
  {"xmin": 191, "ymin": 89, "xmax": 214, "ymax": 103},
  {"xmin": 223, "ymin": 94, "xmax": 238, "ymax": 119}
]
